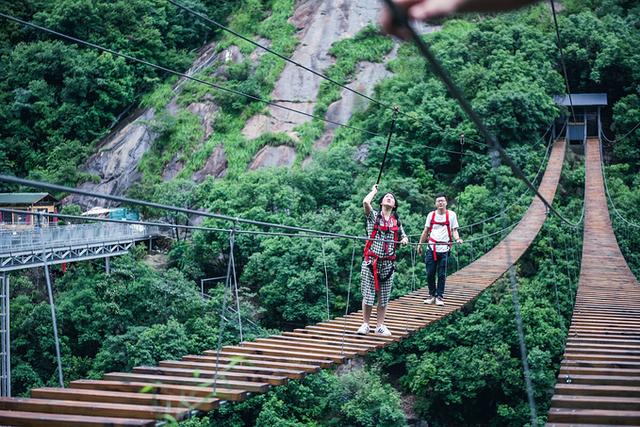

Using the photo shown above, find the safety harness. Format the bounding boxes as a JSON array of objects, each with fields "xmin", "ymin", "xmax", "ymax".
[
  {"xmin": 363, "ymin": 212, "xmax": 399, "ymax": 293},
  {"xmin": 426, "ymin": 209, "xmax": 453, "ymax": 261}
]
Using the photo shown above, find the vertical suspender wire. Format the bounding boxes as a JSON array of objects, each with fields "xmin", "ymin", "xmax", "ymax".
[
  {"xmin": 230, "ymin": 223, "xmax": 243, "ymax": 343},
  {"xmin": 576, "ymin": 226, "xmax": 581, "ymax": 296},
  {"xmin": 453, "ymin": 240, "xmax": 459, "ymax": 273},
  {"xmin": 341, "ymin": 242, "xmax": 357, "ymax": 356},
  {"xmin": 39, "ymin": 214, "xmax": 64, "ymax": 388},
  {"xmin": 376, "ymin": 107, "xmax": 400, "ymax": 185},
  {"xmin": 410, "ymin": 245, "xmax": 417, "ymax": 294},
  {"xmin": 213, "ymin": 229, "xmax": 234, "ymax": 398},
  {"xmin": 457, "ymin": 133, "xmax": 465, "ymax": 271},
  {"xmin": 321, "ymin": 238, "xmax": 330, "ymax": 322},
  {"xmin": 548, "ymin": 225, "xmax": 562, "ymax": 321},
  {"xmin": 549, "ymin": 0, "xmax": 576, "ymax": 123},
  {"xmin": 405, "ymin": 244, "xmax": 418, "ymax": 334},
  {"xmin": 563, "ymin": 234, "xmax": 573, "ymax": 288},
  {"xmin": 492, "ymin": 149, "xmax": 539, "ymax": 426}
]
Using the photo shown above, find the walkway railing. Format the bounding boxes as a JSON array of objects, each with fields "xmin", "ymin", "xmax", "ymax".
[
  {"xmin": 0, "ymin": 223, "xmax": 160, "ymax": 254},
  {"xmin": 546, "ymin": 138, "xmax": 640, "ymax": 426}
]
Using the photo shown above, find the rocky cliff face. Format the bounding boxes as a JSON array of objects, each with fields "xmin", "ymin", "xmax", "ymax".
[{"xmin": 70, "ymin": 0, "xmax": 397, "ymax": 207}]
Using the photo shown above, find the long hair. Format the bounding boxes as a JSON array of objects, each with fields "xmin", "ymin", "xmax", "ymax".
[{"xmin": 377, "ymin": 192, "xmax": 402, "ymax": 228}]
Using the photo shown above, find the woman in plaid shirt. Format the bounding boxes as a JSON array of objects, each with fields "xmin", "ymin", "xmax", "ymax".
[{"xmin": 357, "ymin": 184, "xmax": 409, "ymax": 336}]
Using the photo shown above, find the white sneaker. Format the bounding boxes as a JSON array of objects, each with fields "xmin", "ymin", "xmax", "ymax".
[
  {"xmin": 375, "ymin": 325, "xmax": 392, "ymax": 336},
  {"xmin": 424, "ymin": 296, "xmax": 436, "ymax": 304},
  {"xmin": 436, "ymin": 297, "xmax": 445, "ymax": 306},
  {"xmin": 356, "ymin": 323, "xmax": 370, "ymax": 335}
]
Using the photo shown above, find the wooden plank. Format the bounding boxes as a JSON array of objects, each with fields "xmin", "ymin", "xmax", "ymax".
[
  {"xmin": 207, "ymin": 350, "xmax": 334, "ymax": 368},
  {"xmin": 102, "ymin": 372, "xmax": 271, "ymax": 393},
  {"xmin": 0, "ymin": 397, "xmax": 183, "ymax": 420},
  {"xmin": 253, "ymin": 337, "xmax": 369, "ymax": 355},
  {"xmin": 282, "ymin": 331, "xmax": 386, "ymax": 348},
  {"xmin": 0, "ymin": 410, "xmax": 153, "ymax": 427},
  {"xmin": 276, "ymin": 332, "xmax": 376, "ymax": 349},
  {"xmin": 132, "ymin": 366, "xmax": 289, "ymax": 386},
  {"xmin": 234, "ymin": 341, "xmax": 358, "ymax": 360},
  {"xmin": 213, "ymin": 346, "xmax": 344, "ymax": 365},
  {"xmin": 69, "ymin": 379, "xmax": 248, "ymax": 401},
  {"xmin": 30, "ymin": 387, "xmax": 218, "ymax": 411},
  {"xmin": 548, "ymin": 408, "xmax": 640, "ymax": 425},
  {"xmin": 156, "ymin": 360, "xmax": 306, "ymax": 380},
  {"xmin": 179, "ymin": 355, "xmax": 319, "ymax": 373},
  {"xmin": 551, "ymin": 394, "xmax": 640, "ymax": 411}
]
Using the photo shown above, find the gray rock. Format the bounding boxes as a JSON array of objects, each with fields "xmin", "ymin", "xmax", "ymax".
[
  {"xmin": 243, "ymin": 0, "xmax": 384, "ymax": 136},
  {"xmin": 193, "ymin": 145, "xmax": 228, "ymax": 182},
  {"xmin": 354, "ymin": 144, "xmax": 369, "ymax": 163},
  {"xmin": 249, "ymin": 145, "xmax": 296, "ymax": 170}
]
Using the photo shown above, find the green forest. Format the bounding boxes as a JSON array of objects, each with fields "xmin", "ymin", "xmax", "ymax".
[{"xmin": 1, "ymin": 0, "xmax": 639, "ymax": 425}]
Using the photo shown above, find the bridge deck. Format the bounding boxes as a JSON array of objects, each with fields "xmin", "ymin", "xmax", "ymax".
[
  {"xmin": 546, "ymin": 138, "xmax": 640, "ymax": 426},
  {"xmin": 0, "ymin": 139, "xmax": 567, "ymax": 426}
]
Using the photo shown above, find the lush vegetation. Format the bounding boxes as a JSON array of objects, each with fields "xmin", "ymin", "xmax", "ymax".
[
  {"xmin": 2, "ymin": 0, "xmax": 640, "ymax": 426},
  {"xmin": 0, "ymin": 0, "xmax": 241, "ymax": 187}
]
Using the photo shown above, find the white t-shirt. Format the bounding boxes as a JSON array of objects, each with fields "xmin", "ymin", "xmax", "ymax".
[{"xmin": 424, "ymin": 210, "xmax": 459, "ymax": 253}]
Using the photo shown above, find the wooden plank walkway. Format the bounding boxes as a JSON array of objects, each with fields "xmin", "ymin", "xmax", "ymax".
[
  {"xmin": 0, "ymin": 139, "xmax": 566, "ymax": 426},
  {"xmin": 546, "ymin": 138, "xmax": 640, "ymax": 427}
]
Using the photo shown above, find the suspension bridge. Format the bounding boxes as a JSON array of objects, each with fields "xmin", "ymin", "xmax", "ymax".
[
  {"xmin": 0, "ymin": 135, "xmax": 636, "ymax": 426},
  {"xmin": 0, "ymin": 136, "xmax": 582, "ymax": 425},
  {"xmin": 546, "ymin": 138, "xmax": 640, "ymax": 426},
  {"xmin": 0, "ymin": 1, "xmax": 638, "ymax": 425}
]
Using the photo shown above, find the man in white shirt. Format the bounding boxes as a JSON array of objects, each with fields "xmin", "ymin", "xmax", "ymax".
[{"xmin": 417, "ymin": 193, "xmax": 463, "ymax": 305}]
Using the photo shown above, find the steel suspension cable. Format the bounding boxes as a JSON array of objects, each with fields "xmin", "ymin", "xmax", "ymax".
[
  {"xmin": 600, "ymin": 121, "xmax": 640, "ymax": 144},
  {"xmin": 376, "ymin": 107, "xmax": 399, "ymax": 185},
  {"xmin": 380, "ymin": 0, "xmax": 577, "ymax": 230},
  {"xmin": 600, "ymin": 144, "xmax": 640, "ymax": 228},
  {"xmin": 0, "ymin": 13, "xmax": 379, "ymax": 138},
  {"xmin": 408, "ymin": 126, "xmax": 557, "ymax": 239},
  {"xmin": 0, "ymin": 12, "xmax": 486, "ymax": 162},
  {"xmin": 459, "ymin": 128, "xmax": 557, "ymax": 230},
  {"xmin": 493, "ymin": 154, "xmax": 538, "ymax": 426},
  {"xmin": 0, "ymin": 175, "xmax": 378, "ymax": 240},
  {"xmin": 549, "ymin": 0, "xmax": 576, "ymax": 122},
  {"xmin": 166, "ymin": 0, "xmax": 403, "ymax": 117}
]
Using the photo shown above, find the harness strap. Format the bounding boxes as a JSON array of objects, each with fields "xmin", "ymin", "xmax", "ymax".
[
  {"xmin": 363, "ymin": 212, "xmax": 399, "ymax": 293},
  {"xmin": 427, "ymin": 210, "xmax": 453, "ymax": 261},
  {"xmin": 366, "ymin": 253, "xmax": 396, "ymax": 293}
]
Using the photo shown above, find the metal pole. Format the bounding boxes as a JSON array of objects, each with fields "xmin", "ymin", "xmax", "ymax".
[
  {"xmin": 0, "ymin": 272, "xmax": 9, "ymax": 396},
  {"xmin": 40, "ymin": 215, "xmax": 64, "ymax": 388},
  {"xmin": 105, "ymin": 257, "xmax": 110, "ymax": 275}
]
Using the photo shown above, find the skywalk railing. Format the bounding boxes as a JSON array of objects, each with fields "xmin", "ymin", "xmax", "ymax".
[{"xmin": 0, "ymin": 222, "xmax": 160, "ymax": 254}]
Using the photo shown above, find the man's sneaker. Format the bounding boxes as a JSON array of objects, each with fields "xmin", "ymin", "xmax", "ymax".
[
  {"xmin": 375, "ymin": 325, "xmax": 392, "ymax": 336},
  {"xmin": 424, "ymin": 295, "xmax": 436, "ymax": 304},
  {"xmin": 436, "ymin": 297, "xmax": 445, "ymax": 306},
  {"xmin": 356, "ymin": 323, "xmax": 370, "ymax": 335}
]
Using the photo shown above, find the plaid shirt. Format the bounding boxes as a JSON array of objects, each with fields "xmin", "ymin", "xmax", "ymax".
[{"xmin": 364, "ymin": 210, "xmax": 407, "ymax": 258}]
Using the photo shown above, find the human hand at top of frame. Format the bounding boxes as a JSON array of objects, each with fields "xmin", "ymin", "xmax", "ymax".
[{"xmin": 380, "ymin": 0, "xmax": 540, "ymax": 38}]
